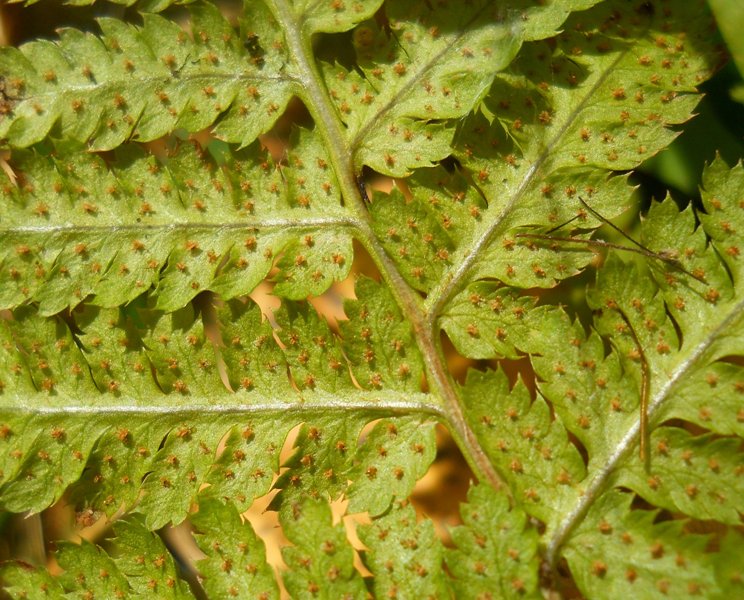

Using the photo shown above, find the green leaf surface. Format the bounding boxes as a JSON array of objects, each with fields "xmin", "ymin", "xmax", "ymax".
[
  {"xmin": 460, "ymin": 367, "xmax": 586, "ymax": 523},
  {"xmin": 709, "ymin": 0, "xmax": 744, "ymax": 79},
  {"xmin": 564, "ymin": 490, "xmax": 744, "ymax": 600},
  {"xmin": 446, "ymin": 484, "xmax": 541, "ymax": 599},
  {"xmin": 0, "ymin": 1, "xmax": 740, "ymax": 598},
  {"xmin": 359, "ymin": 501, "xmax": 450, "ymax": 598},
  {"xmin": 325, "ymin": 0, "xmax": 603, "ymax": 176},
  {"xmin": 0, "ymin": 518, "xmax": 197, "ymax": 599},
  {"xmin": 0, "ymin": 132, "xmax": 351, "ymax": 313},
  {"xmin": 55, "ymin": 539, "xmax": 142, "ymax": 599},
  {"xmin": 0, "ymin": 6, "xmax": 292, "ymax": 149},
  {"xmin": 11, "ymin": 0, "xmax": 193, "ymax": 10},
  {"xmin": 191, "ymin": 498, "xmax": 279, "ymax": 600},
  {"xmin": 617, "ymin": 427, "xmax": 744, "ymax": 524},
  {"xmin": 1, "ymin": 563, "xmax": 65, "ymax": 600},
  {"xmin": 430, "ymin": 0, "xmax": 721, "ymax": 308},
  {"xmin": 281, "ymin": 499, "xmax": 366, "ymax": 599},
  {"xmin": 104, "ymin": 518, "xmax": 196, "ymax": 598}
]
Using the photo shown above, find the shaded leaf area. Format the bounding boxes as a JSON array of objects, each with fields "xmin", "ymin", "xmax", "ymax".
[
  {"xmin": 323, "ymin": 0, "xmax": 601, "ymax": 176},
  {"xmin": 427, "ymin": 0, "xmax": 723, "ymax": 306},
  {"xmin": 370, "ymin": 0, "xmax": 722, "ymax": 301},
  {"xmin": 0, "ymin": 483, "xmax": 541, "ymax": 599},
  {"xmin": 0, "ymin": 130, "xmax": 354, "ymax": 314},
  {"xmin": 0, "ymin": 3, "xmax": 293, "ymax": 149},
  {"xmin": 1, "ymin": 512, "xmax": 256, "ymax": 599}
]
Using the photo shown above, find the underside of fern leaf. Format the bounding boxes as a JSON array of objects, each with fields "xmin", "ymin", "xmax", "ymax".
[{"xmin": 1, "ymin": 0, "xmax": 743, "ymax": 598}]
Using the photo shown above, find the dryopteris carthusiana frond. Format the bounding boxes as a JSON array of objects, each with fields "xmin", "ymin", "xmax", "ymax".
[{"xmin": 1, "ymin": 1, "xmax": 742, "ymax": 598}]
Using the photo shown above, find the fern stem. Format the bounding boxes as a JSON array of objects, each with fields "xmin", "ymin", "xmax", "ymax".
[{"xmin": 267, "ymin": 0, "xmax": 502, "ymax": 490}]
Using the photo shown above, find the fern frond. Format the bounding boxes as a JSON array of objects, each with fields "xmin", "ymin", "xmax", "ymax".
[
  {"xmin": 0, "ymin": 0, "xmax": 740, "ymax": 598},
  {"xmin": 0, "ymin": 4, "xmax": 291, "ymax": 149},
  {"xmin": 323, "ymin": 0, "xmax": 604, "ymax": 176},
  {"xmin": 431, "ymin": 0, "xmax": 721, "ymax": 316},
  {"xmin": 1, "ymin": 513, "xmax": 260, "ymax": 599},
  {"xmin": 281, "ymin": 499, "xmax": 366, "ymax": 598},
  {"xmin": 0, "ymin": 131, "xmax": 353, "ymax": 313},
  {"xmin": 191, "ymin": 498, "xmax": 279, "ymax": 599},
  {"xmin": 0, "ymin": 282, "xmax": 438, "ymax": 524},
  {"xmin": 358, "ymin": 500, "xmax": 450, "ymax": 597},
  {"xmin": 536, "ymin": 160, "xmax": 744, "ymax": 586},
  {"xmin": 459, "ymin": 366, "xmax": 586, "ymax": 522}
]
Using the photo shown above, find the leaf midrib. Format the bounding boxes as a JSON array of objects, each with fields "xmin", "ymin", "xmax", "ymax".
[
  {"xmin": 0, "ymin": 395, "xmax": 442, "ymax": 416},
  {"xmin": 0, "ymin": 216, "xmax": 359, "ymax": 233},
  {"xmin": 18, "ymin": 73, "xmax": 293, "ymax": 98}
]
